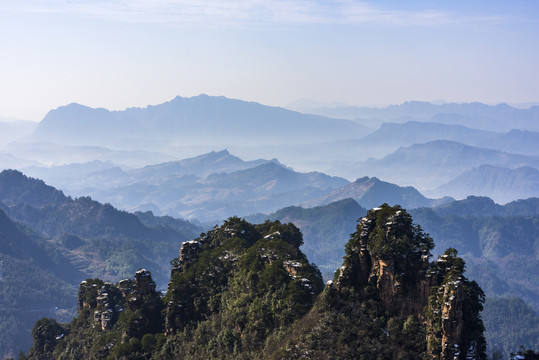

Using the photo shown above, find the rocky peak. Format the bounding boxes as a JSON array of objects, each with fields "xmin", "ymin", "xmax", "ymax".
[
  {"xmin": 163, "ymin": 217, "xmax": 321, "ymax": 337},
  {"xmin": 134, "ymin": 268, "xmax": 156, "ymax": 292},
  {"xmin": 78, "ymin": 279, "xmax": 123, "ymax": 330},
  {"xmin": 77, "ymin": 270, "xmax": 161, "ymax": 332},
  {"xmin": 178, "ymin": 240, "xmax": 202, "ymax": 268},
  {"xmin": 333, "ymin": 204, "xmax": 485, "ymax": 360},
  {"xmin": 336, "ymin": 205, "xmax": 434, "ymax": 314}
]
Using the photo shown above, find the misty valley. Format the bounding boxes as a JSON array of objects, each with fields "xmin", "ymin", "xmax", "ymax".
[{"xmin": 0, "ymin": 96, "xmax": 538, "ymax": 359}]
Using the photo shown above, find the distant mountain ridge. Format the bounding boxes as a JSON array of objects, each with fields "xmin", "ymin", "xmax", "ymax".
[
  {"xmin": 422, "ymin": 195, "xmax": 539, "ymax": 217},
  {"xmin": 22, "ymin": 151, "xmax": 350, "ymax": 222},
  {"xmin": 347, "ymin": 140, "xmax": 539, "ymax": 190},
  {"xmin": 2, "ymin": 141, "xmax": 175, "ymax": 168},
  {"xmin": 288, "ymin": 100, "xmax": 539, "ymax": 132},
  {"xmin": 31, "ymin": 95, "xmax": 371, "ymax": 148},
  {"xmin": 129, "ymin": 149, "xmax": 281, "ymax": 179},
  {"xmin": 356, "ymin": 121, "xmax": 539, "ymax": 156},
  {"xmin": 364, "ymin": 101, "xmax": 539, "ymax": 132},
  {"xmin": 429, "ymin": 165, "xmax": 539, "ymax": 203},
  {"xmin": 305, "ymin": 175, "xmax": 452, "ymax": 209},
  {"xmin": 19, "ymin": 150, "xmax": 476, "ymax": 222}
]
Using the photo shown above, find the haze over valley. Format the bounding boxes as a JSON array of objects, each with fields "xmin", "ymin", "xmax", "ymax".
[
  {"xmin": 1, "ymin": 96, "xmax": 538, "ymax": 357},
  {"xmin": 2, "ymin": 96, "xmax": 538, "ymax": 211},
  {"xmin": 1, "ymin": 0, "xmax": 538, "ymax": 358}
]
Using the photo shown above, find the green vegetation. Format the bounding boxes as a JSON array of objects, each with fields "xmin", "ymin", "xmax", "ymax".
[
  {"xmin": 424, "ymin": 248, "xmax": 486, "ymax": 359},
  {"xmin": 246, "ymin": 198, "xmax": 366, "ymax": 277},
  {"xmin": 253, "ymin": 199, "xmax": 539, "ymax": 356},
  {"xmin": 0, "ymin": 170, "xmax": 203, "ymax": 358},
  {"xmin": 483, "ymin": 298, "xmax": 539, "ymax": 356},
  {"xmin": 24, "ymin": 207, "xmax": 488, "ymax": 360},
  {"xmin": 410, "ymin": 207, "xmax": 539, "ymax": 314},
  {"xmin": 25, "ymin": 218, "xmax": 323, "ymax": 360},
  {"xmin": 0, "ymin": 209, "xmax": 77, "ymax": 358},
  {"xmin": 269, "ymin": 205, "xmax": 485, "ymax": 360}
]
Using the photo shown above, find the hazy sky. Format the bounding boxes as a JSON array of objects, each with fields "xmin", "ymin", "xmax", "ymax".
[{"xmin": 1, "ymin": 0, "xmax": 538, "ymax": 121}]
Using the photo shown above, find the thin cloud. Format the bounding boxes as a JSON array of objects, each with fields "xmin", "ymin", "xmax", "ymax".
[{"xmin": 2, "ymin": 0, "xmax": 507, "ymax": 28}]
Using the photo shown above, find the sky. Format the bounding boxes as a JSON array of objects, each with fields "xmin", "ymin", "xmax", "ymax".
[{"xmin": 0, "ymin": 0, "xmax": 538, "ymax": 121}]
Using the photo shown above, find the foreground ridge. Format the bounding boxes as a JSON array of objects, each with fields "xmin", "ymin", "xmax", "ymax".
[{"xmin": 25, "ymin": 206, "xmax": 486, "ymax": 360}]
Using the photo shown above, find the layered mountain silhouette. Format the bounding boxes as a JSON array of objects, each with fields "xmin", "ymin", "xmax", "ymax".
[
  {"xmin": 290, "ymin": 100, "xmax": 539, "ymax": 132},
  {"xmin": 429, "ymin": 165, "xmax": 539, "ymax": 203},
  {"xmin": 97, "ymin": 161, "xmax": 348, "ymax": 221},
  {"xmin": 20, "ymin": 150, "xmax": 461, "ymax": 222},
  {"xmin": 352, "ymin": 121, "xmax": 539, "ymax": 157},
  {"xmin": 419, "ymin": 195, "xmax": 539, "ymax": 217},
  {"xmin": 2, "ymin": 141, "xmax": 176, "ymax": 168},
  {"xmin": 21, "ymin": 151, "xmax": 348, "ymax": 221},
  {"xmin": 1, "ymin": 98, "xmax": 537, "ymax": 206},
  {"xmin": 347, "ymin": 140, "xmax": 539, "ymax": 190}
]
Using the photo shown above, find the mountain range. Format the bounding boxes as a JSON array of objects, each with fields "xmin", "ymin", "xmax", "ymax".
[
  {"xmin": 30, "ymin": 95, "xmax": 371, "ymax": 149},
  {"xmin": 0, "ymin": 170, "xmax": 202, "ymax": 286},
  {"xmin": 0, "ymin": 96, "xmax": 538, "ymax": 357},
  {"xmin": 1, "ymin": 97, "xmax": 538, "ymax": 206},
  {"xmin": 344, "ymin": 140, "xmax": 539, "ymax": 193},
  {"xmin": 428, "ymin": 165, "xmax": 539, "ymax": 203},
  {"xmin": 349, "ymin": 121, "xmax": 539, "ymax": 157},
  {"xmin": 20, "ymin": 150, "xmax": 459, "ymax": 222},
  {"xmin": 288, "ymin": 100, "xmax": 539, "ymax": 132},
  {"xmin": 304, "ymin": 175, "xmax": 452, "ymax": 209}
]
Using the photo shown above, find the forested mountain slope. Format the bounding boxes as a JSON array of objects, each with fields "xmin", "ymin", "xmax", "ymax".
[{"xmin": 25, "ymin": 206, "xmax": 486, "ymax": 360}]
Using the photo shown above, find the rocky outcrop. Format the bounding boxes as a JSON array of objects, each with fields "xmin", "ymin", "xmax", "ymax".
[
  {"xmin": 127, "ymin": 269, "xmax": 160, "ymax": 312},
  {"xmin": 163, "ymin": 217, "xmax": 321, "ymax": 338},
  {"xmin": 178, "ymin": 240, "xmax": 202, "ymax": 267},
  {"xmin": 336, "ymin": 206, "xmax": 434, "ymax": 315},
  {"xmin": 334, "ymin": 204, "xmax": 485, "ymax": 360},
  {"xmin": 165, "ymin": 239, "xmax": 205, "ymax": 335},
  {"xmin": 77, "ymin": 269, "xmax": 160, "ymax": 331},
  {"xmin": 78, "ymin": 279, "xmax": 122, "ymax": 331}
]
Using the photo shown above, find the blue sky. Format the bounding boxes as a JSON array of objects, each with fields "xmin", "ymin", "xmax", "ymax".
[{"xmin": 0, "ymin": 0, "xmax": 538, "ymax": 120}]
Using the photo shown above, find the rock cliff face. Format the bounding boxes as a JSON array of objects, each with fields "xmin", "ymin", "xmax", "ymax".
[
  {"xmin": 164, "ymin": 239, "xmax": 205, "ymax": 335},
  {"xmin": 334, "ymin": 204, "xmax": 485, "ymax": 360},
  {"xmin": 77, "ymin": 269, "xmax": 161, "ymax": 332}
]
